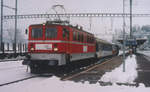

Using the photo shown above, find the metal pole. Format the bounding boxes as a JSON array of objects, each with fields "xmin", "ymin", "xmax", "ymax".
[
  {"xmin": 123, "ymin": 0, "xmax": 126, "ymax": 72},
  {"xmin": 89, "ymin": 17, "xmax": 92, "ymax": 31},
  {"xmin": 130, "ymin": 0, "xmax": 132, "ymax": 39},
  {"xmin": 14, "ymin": 0, "xmax": 17, "ymax": 54},
  {"xmin": 1, "ymin": 0, "xmax": 3, "ymax": 53}
]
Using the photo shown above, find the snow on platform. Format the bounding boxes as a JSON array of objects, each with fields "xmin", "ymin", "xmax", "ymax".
[
  {"xmin": 21, "ymin": 76, "xmax": 150, "ymax": 92},
  {"xmin": 100, "ymin": 55, "xmax": 137, "ymax": 84},
  {"xmin": 1, "ymin": 76, "xmax": 148, "ymax": 92}
]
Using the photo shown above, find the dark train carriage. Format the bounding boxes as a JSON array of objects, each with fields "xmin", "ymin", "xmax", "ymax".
[{"xmin": 95, "ymin": 38, "xmax": 119, "ymax": 58}]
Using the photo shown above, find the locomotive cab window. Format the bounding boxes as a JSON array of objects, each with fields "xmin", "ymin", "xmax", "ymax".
[
  {"xmin": 63, "ymin": 28, "xmax": 69, "ymax": 40},
  {"xmin": 45, "ymin": 28, "xmax": 57, "ymax": 38},
  {"xmin": 31, "ymin": 28, "xmax": 43, "ymax": 39}
]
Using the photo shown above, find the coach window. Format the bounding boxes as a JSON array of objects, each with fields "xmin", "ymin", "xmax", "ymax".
[
  {"xmin": 99, "ymin": 44, "xmax": 103, "ymax": 50},
  {"xmin": 87, "ymin": 36, "xmax": 89, "ymax": 43},
  {"xmin": 89, "ymin": 36, "xmax": 91, "ymax": 43},
  {"xmin": 45, "ymin": 28, "xmax": 57, "ymax": 38},
  {"xmin": 79, "ymin": 33, "xmax": 81, "ymax": 42},
  {"xmin": 91, "ymin": 37, "xmax": 94, "ymax": 43},
  {"xmin": 109, "ymin": 45, "xmax": 112, "ymax": 51},
  {"xmin": 81, "ymin": 34, "xmax": 84, "ymax": 42},
  {"xmin": 77, "ymin": 32, "xmax": 80, "ymax": 41},
  {"xmin": 91, "ymin": 37, "xmax": 93, "ymax": 43},
  {"xmin": 102, "ymin": 44, "xmax": 106, "ymax": 50},
  {"xmin": 63, "ymin": 28, "xmax": 69, "ymax": 40},
  {"xmin": 87, "ymin": 35, "xmax": 90, "ymax": 43},
  {"xmin": 31, "ymin": 28, "xmax": 43, "ymax": 39},
  {"xmin": 73, "ymin": 31, "xmax": 76, "ymax": 41},
  {"xmin": 89, "ymin": 36, "xmax": 92, "ymax": 43}
]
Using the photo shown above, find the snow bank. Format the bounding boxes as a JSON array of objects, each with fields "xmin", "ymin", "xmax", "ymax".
[
  {"xmin": 1, "ymin": 76, "xmax": 149, "ymax": 92},
  {"xmin": 23, "ymin": 76, "xmax": 150, "ymax": 92},
  {"xmin": 100, "ymin": 55, "xmax": 137, "ymax": 84}
]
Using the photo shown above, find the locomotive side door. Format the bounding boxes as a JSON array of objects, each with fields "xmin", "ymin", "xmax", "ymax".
[{"xmin": 62, "ymin": 28, "xmax": 70, "ymax": 54}]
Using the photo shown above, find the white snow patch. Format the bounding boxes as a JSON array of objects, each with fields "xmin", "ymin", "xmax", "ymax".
[
  {"xmin": 119, "ymin": 50, "xmax": 128, "ymax": 55},
  {"xmin": 0, "ymin": 60, "xmax": 33, "ymax": 84},
  {"xmin": 0, "ymin": 60, "xmax": 23, "ymax": 70},
  {"xmin": 100, "ymin": 54, "xmax": 137, "ymax": 84},
  {"xmin": 17, "ymin": 76, "xmax": 150, "ymax": 92}
]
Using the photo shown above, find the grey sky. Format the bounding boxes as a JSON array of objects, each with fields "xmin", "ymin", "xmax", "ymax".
[
  {"xmin": 4, "ymin": 0, "xmax": 150, "ymax": 14},
  {"xmin": 3, "ymin": 0, "xmax": 150, "ymax": 41}
]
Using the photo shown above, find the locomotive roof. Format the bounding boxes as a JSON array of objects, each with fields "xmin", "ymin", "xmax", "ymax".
[{"xmin": 30, "ymin": 21, "xmax": 94, "ymax": 36}]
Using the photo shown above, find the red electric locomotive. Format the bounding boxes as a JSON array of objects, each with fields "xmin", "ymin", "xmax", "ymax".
[{"xmin": 26, "ymin": 21, "xmax": 96, "ymax": 73}]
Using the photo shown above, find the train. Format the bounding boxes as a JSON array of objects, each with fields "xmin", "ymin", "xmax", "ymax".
[{"xmin": 23, "ymin": 20, "xmax": 119, "ymax": 73}]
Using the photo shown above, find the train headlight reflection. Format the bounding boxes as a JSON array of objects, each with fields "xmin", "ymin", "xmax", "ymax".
[
  {"xmin": 31, "ymin": 47, "xmax": 34, "ymax": 51},
  {"xmin": 54, "ymin": 48, "xmax": 58, "ymax": 51}
]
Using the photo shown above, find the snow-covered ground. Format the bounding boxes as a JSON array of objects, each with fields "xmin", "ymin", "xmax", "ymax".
[
  {"xmin": 0, "ymin": 54, "xmax": 150, "ymax": 92},
  {"xmin": 100, "ymin": 55, "xmax": 137, "ymax": 84},
  {"xmin": 0, "ymin": 60, "xmax": 32, "ymax": 84}
]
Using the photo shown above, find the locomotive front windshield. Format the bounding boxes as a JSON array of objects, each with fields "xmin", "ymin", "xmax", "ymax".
[
  {"xmin": 31, "ymin": 27, "xmax": 57, "ymax": 39},
  {"xmin": 45, "ymin": 28, "xmax": 57, "ymax": 38},
  {"xmin": 31, "ymin": 28, "xmax": 43, "ymax": 39}
]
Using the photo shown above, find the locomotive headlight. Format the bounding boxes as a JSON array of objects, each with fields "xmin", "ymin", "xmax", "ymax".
[
  {"xmin": 54, "ymin": 48, "xmax": 58, "ymax": 51},
  {"xmin": 31, "ymin": 47, "xmax": 34, "ymax": 51}
]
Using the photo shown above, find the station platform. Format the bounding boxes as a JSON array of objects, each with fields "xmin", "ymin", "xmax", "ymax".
[{"xmin": 117, "ymin": 38, "xmax": 147, "ymax": 47}]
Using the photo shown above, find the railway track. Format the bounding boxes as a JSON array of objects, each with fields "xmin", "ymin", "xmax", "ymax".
[
  {"xmin": 60, "ymin": 54, "xmax": 127, "ymax": 81},
  {"xmin": 0, "ymin": 75, "xmax": 38, "ymax": 87},
  {"xmin": 0, "ymin": 73, "xmax": 53, "ymax": 87},
  {"xmin": 61, "ymin": 56, "xmax": 118, "ymax": 81},
  {"xmin": 60, "ymin": 54, "xmax": 140, "ymax": 87}
]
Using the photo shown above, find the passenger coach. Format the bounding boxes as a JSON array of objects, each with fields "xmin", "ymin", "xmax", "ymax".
[{"xmin": 95, "ymin": 38, "xmax": 119, "ymax": 58}]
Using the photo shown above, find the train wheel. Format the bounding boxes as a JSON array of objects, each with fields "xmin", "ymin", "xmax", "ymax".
[{"xmin": 30, "ymin": 63, "xmax": 41, "ymax": 74}]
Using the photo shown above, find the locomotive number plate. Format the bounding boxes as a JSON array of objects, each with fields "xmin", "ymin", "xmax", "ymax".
[{"xmin": 35, "ymin": 44, "xmax": 52, "ymax": 50}]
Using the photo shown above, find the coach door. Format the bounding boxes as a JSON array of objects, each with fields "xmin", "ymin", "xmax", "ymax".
[{"xmin": 62, "ymin": 28, "xmax": 70, "ymax": 54}]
